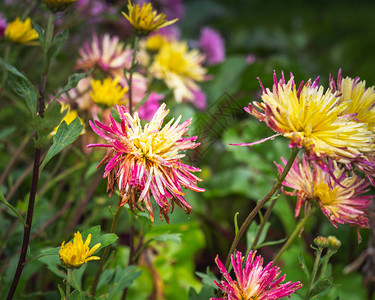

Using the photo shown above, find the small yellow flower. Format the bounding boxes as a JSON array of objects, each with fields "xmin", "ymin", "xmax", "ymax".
[
  {"xmin": 90, "ymin": 77, "xmax": 128, "ymax": 107},
  {"xmin": 122, "ymin": 0, "xmax": 178, "ymax": 35},
  {"xmin": 52, "ymin": 104, "xmax": 83, "ymax": 135},
  {"xmin": 146, "ymin": 34, "xmax": 168, "ymax": 51},
  {"xmin": 59, "ymin": 231, "xmax": 101, "ymax": 269},
  {"xmin": 5, "ymin": 17, "xmax": 39, "ymax": 45},
  {"xmin": 43, "ymin": 0, "xmax": 78, "ymax": 12}
]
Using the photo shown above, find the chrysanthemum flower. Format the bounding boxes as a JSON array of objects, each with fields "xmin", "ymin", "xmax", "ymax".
[
  {"xmin": 198, "ymin": 27, "xmax": 226, "ymax": 66},
  {"xmin": 59, "ymin": 231, "xmax": 101, "ymax": 269},
  {"xmin": 150, "ymin": 39, "xmax": 207, "ymax": 103},
  {"xmin": 90, "ymin": 77, "xmax": 128, "ymax": 107},
  {"xmin": 122, "ymin": 0, "xmax": 178, "ymax": 36},
  {"xmin": 276, "ymin": 154, "xmax": 372, "ymax": 228},
  {"xmin": 5, "ymin": 17, "xmax": 38, "ymax": 45},
  {"xmin": 75, "ymin": 34, "xmax": 133, "ymax": 76},
  {"xmin": 236, "ymin": 71, "xmax": 375, "ymax": 165},
  {"xmin": 212, "ymin": 251, "xmax": 302, "ymax": 300},
  {"xmin": 330, "ymin": 70, "xmax": 375, "ymax": 184},
  {"xmin": 87, "ymin": 103, "xmax": 204, "ymax": 222}
]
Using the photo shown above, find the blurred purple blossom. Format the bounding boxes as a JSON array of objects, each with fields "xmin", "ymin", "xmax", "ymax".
[
  {"xmin": 137, "ymin": 92, "xmax": 164, "ymax": 121},
  {"xmin": 76, "ymin": 0, "xmax": 116, "ymax": 24},
  {"xmin": 246, "ymin": 53, "xmax": 256, "ymax": 64},
  {"xmin": 0, "ymin": 14, "xmax": 7, "ymax": 37},
  {"xmin": 192, "ymin": 89, "xmax": 207, "ymax": 110},
  {"xmin": 137, "ymin": 0, "xmax": 184, "ymax": 20},
  {"xmin": 198, "ymin": 27, "xmax": 225, "ymax": 65}
]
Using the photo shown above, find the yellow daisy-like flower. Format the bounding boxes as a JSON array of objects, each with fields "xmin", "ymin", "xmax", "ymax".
[
  {"xmin": 122, "ymin": 0, "xmax": 178, "ymax": 35},
  {"xmin": 146, "ymin": 34, "xmax": 168, "ymax": 51},
  {"xmin": 59, "ymin": 231, "xmax": 101, "ymax": 269},
  {"xmin": 150, "ymin": 40, "xmax": 206, "ymax": 102},
  {"xmin": 241, "ymin": 72, "xmax": 375, "ymax": 164},
  {"xmin": 90, "ymin": 77, "xmax": 128, "ymax": 107},
  {"xmin": 5, "ymin": 17, "xmax": 38, "ymax": 45}
]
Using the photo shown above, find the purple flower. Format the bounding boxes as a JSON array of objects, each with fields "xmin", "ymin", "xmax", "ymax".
[
  {"xmin": 137, "ymin": 92, "xmax": 164, "ymax": 121},
  {"xmin": 199, "ymin": 27, "xmax": 225, "ymax": 65},
  {"xmin": 0, "ymin": 14, "xmax": 7, "ymax": 37}
]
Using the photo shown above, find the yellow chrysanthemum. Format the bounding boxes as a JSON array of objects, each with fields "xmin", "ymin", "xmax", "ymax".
[
  {"xmin": 150, "ymin": 40, "xmax": 206, "ymax": 102},
  {"xmin": 59, "ymin": 232, "xmax": 101, "ymax": 269},
  {"xmin": 146, "ymin": 34, "xmax": 168, "ymax": 51},
  {"xmin": 122, "ymin": 0, "xmax": 178, "ymax": 35},
  {"xmin": 244, "ymin": 72, "xmax": 375, "ymax": 163},
  {"xmin": 90, "ymin": 77, "xmax": 128, "ymax": 107},
  {"xmin": 5, "ymin": 17, "xmax": 38, "ymax": 45},
  {"xmin": 339, "ymin": 77, "xmax": 375, "ymax": 131}
]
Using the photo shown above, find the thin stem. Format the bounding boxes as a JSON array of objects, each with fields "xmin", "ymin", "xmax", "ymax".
[
  {"xmin": 223, "ymin": 147, "xmax": 299, "ymax": 270},
  {"xmin": 274, "ymin": 207, "xmax": 316, "ymax": 263},
  {"xmin": 121, "ymin": 216, "xmax": 135, "ymax": 300},
  {"xmin": 91, "ymin": 204, "xmax": 123, "ymax": 297},
  {"xmin": 127, "ymin": 36, "xmax": 138, "ymax": 115},
  {"xmin": 66, "ymin": 268, "xmax": 72, "ymax": 300},
  {"xmin": 305, "ymin": 248, "xmax": 323, "ymax": 300},
  {"xmin": 319, "ymin": 250, "xmax": 335, "ymax": 280},
  {"xmin": 1, "ymin": 44, "xmax": 11, "ymax": 87},
  {"xmin": 251, "ymin": 192, "xmax": 279, "ymax": 249},
  {"xmin": 6, "ymin": 13, "xmax": 55, "ymax": 299}
]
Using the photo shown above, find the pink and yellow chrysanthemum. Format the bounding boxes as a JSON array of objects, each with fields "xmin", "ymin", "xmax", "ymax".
[
  {"xmin": 276, "ymin": 154, "xmax": 372, "ymax": 228},
  {"xmin": 212, "ymin": 251, "xmax": 302, "ymax": 300},
  {"xmin": 330, "ymin": 69, "xmax": 375, "ymax": 184},
  {"xmin": 75, "ymin": 34, "xmax": 132, "ymax": 76},
  {"xmin": 87, "ymin": 103, "xmax": 204, "ymax": 222},
  {"xmin": 235, "ymin": 71, "xmax": 375, "ymax": 165}
]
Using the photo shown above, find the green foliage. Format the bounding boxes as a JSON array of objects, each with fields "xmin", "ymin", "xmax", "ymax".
[
  {"xmin": 41, "ymin": 118, "xmax": 83, "ymax": 168},
  {"xmin": 52, "ymin": 70, "xmax": 92, "ymax": 102},
  {"xmin": 107, "ymin": 266, "xmax": 142, "ymax": 299}
]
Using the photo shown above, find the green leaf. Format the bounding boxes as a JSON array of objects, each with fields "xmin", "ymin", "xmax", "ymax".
[
  {"xmin": 0, "ymin": 126, "xmax": 16, "ymax": 140},
  {"xmin": 188, "ymin": 286, "xmax": 215, "ymax": 300},
  {"xmin": 195, "ymin": 269, "xmax": 218, "ymax": 289},
  {"xmin": 108, "ymin": 266, "xmax": 142, "ymax": 299},
  {"xmin": 32, "ymin": 21, "xmax": 45, "ymax": 49},
  {"xmin": 52, "ymin": 70, "xmax": 92, "ymax": 102},
  {"xmin": 310, "ymin": 278, "xmax": 332, "ymax": 297},
  {"xmin": 71, "ymin": 264, "xmax": 87, "ymax": 291},
  {"xmin": 7, "ymin": 72, "xmax": 38, "ymax": 116},
  {"xmin": 255, "ymin": 237, "xmax": 287, "ymax": 249},
  {"xmin": 40, "ymin": 117, "xmax": 83, "ymax": 168},
  {"xmin": 97, "ymin": 269, "xmax": 115, "ymax": 290},
  {"xmin": 298, "ymin": 253, "xmax": 310, "ymax": 279},
  {"xmin": 38, "ymin": 248, "xmax": 66, "ymax": 279},
  {"xmin": 70, "ymin": 289, "xmax": 81, "ymax": 300},
  {"xmin": 47, "ymin": 29, "xmax": 68, "ymax": 64},
  {"xmin": 57, "ymin": 285, "xmax": 65, "ymax": 299},
  {"xmin": 0, "ymin": 58, "xmax": 38, "ymax": 92},
  {"xmin": 234, "ymin": 212, "xmax": 239, "ymax": 235},
  {"xmin": 80, "ymin": 225, "xmax": 119, "ymax": 252},
  {"xmin": 0, "ymin": 190, "xmax": 27, "ymax": 227},
  {"xmin": 154, "ymin": 232, "xmax": 182, "ymax": 243}
]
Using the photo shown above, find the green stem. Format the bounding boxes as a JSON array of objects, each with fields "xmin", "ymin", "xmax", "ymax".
[
  {"xmin": 127, "ymin": 36, "xmax": 139, "ymax": 115},
  {"xmin": 43, "ymin": 13, "xmax": 55, "ymax": 74},
  {"xmin": 305, "ymin": 248, "xmax": 323, "ymax": 300},
  {"xmin": 274, "ymin": 207, "xmax": 316, "ymax": 263},
  {"xmin": 6, "ymin": 14, "xmax": 55, "ymax": 299},
  {"xmin": 1, "ymin": 44, "xmax": 11, "ymax": 87},
  {"xmin": 91, "ymin": 205, "xmax": 123, "ymax": 297},
  {"xmin": 223, "ymin": 147, "xmax": 299, "ymax": 270},
  {"xmin": 319, "ymin": 250, "xmax": 334, "ymax": 280},
  {"xmin": 66, "ymin": 268, "xmax": 72, "ymax": 300},
  {"xmin": 251, "ymin": 193, "xmax": 279, "ymax": 249}
]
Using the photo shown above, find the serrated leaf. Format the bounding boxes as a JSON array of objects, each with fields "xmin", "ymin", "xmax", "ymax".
[
  {"xmin": 47, "ymin": 30, "xmax": 68, "ymax": 64},
  {"xmin": 80, "ymin": 226, "xmax": 119, "ymax": 252},
  {"xmin": 32, "ymin": 21, "xmax": 45, "ymax": 48},
  {"xmin": 40, "ymin": 117, "xmax": 83, "ymax": 168},
  {"xmin": 52, "ymin": 70, "xmax": 92, "ymax": 102},
  {"xmin": 188, "ymin": 286, "xmax": 215, "ymax": 300},
  {"xmin": 108, "ymin": 266, "xmax": 142, "ymax": 299},
  {"xmin": 310, "ymin": 278, "xmax": 332, "ymax": 297},
  {"xmin": 7, "ymin": 72, "xmax": 38, "ymax": 116}
]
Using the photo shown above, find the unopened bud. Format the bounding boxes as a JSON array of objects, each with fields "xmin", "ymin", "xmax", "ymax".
[
  {"xmin": 314, "ymin": 236, "xmax": 329, "ymax": 249},
  {"xmin": 327, "ymin": 236, "xmax": 341, "ymax": 250}
]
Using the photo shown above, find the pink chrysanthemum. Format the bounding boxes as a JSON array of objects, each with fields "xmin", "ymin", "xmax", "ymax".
[
  {"xmin": 75, "ymin": 33, "xmax": 132, "ymax": 76},
  {"xmin": 198, "ymin": 26, "xmax": 226, "ymax": 65},
  {"xmin": 233, "ymin": 71, "xmax": 375, "ymax": 166},
  {"xmin": 276, "ymin": 154, "xmax": 372, "ymax": 228},
  {"xmin": 87, "ymin": 103, "xmax": 205, "ymax": 222},
  {"xmin": 212, "ymin": 251, "xmax": 302, "ymax": 300}
]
